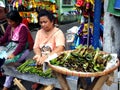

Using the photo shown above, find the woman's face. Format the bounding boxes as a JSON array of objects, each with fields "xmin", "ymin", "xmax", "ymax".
[
  {"xmin": 39, "ymin": 16, "xmax": 54, "ymax": 31},
  {"xmin": 7, "ymin": 19, "xmax": 17, "ymax": 27}
]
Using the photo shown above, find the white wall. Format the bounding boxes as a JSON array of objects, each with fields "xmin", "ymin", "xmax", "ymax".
[{"xmin": 103, "ymin": 0, "xmax": 120, "ymax": 90}]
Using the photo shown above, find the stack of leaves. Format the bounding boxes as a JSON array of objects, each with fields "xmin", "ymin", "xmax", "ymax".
[
  {"xmin": 17, "ymin": 59, "xmax": 53, "ymax": 78},
  {"xmin": 50, "ymin": 44, "xmax": 112, "ymax": 72}
]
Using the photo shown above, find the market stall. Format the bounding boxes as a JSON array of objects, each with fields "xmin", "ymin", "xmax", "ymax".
[
  {"xmin": 1, "ymin": 0, "xmax": 120, "ymax": 90},
  {"xmin": 6, "ymin": 0, "xmax": 58, "ymax": 30},
  {"xmin": 6, "ymin": 0, "xmax": 80, "ymax": 25},
  {"xmin": 1, "ymin": 44, "xmax": 119, "ymax": 90}
]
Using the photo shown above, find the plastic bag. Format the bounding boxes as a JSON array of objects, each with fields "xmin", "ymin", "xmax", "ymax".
[
  {"xmin": 0, "ymin": 42, "xmax": 23, "ymax": 64},
  {"xmin": 70, "ymin": 34, "xmax": 80, "ymax": 49}
]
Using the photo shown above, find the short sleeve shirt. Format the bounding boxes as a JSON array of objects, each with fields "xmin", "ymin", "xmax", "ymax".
[{"xmin": 33, "ymin": 27, "xmax": 65, "ymax": 55}]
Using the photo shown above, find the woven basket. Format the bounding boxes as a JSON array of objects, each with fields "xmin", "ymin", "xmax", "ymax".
[{"xmin": 48, "ymin": 51, "xmax": 120, "ymax": 77}]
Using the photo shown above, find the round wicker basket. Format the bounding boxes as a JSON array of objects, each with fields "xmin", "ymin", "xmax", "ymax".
[
  {"xmin": 48, "ymin": 51, "xmax": 120, "ymax": 77},
  {"xmin": 48, "ymin": 60, "xmax": 119, "ymax": 77}
]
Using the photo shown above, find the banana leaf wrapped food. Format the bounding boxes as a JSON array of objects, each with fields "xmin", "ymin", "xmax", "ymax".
[
  {"xmin": 17, "ymin": 59, "xmax": 53, "ymax": 78},
  {"xmin": 48, "ymin": 45, "xmax": 119, "ymax": 77}
]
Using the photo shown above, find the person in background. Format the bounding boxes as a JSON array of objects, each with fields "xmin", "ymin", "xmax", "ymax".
[
  {"xmin": 32, "ymin": 9, "xmax": 70, "ymax": 90},
  {"xmin": 0, "ymin": 10, "xmax": 30, "ymax": 90},
  {"xmin": 0, "ymin": 0, "xmax": 8, "ymax": 88},
  {"xmin": 0, "ymin": 1, "xmax": 8, "ymax": 37}
]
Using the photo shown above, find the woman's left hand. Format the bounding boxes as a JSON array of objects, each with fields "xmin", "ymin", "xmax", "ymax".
[{"xmin": 7, "ymin": 54, "xmax": 15, "ymax": 59}]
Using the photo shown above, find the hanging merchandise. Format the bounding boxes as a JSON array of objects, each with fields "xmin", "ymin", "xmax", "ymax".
[
  {"xmin": 75, "ymin": 0, "xmax": 84, "ymax": 7},
  {"xmin": 30, "ymin": 12, "xmax": 38, "ymax": 23},
  {"xmin": 70, "ymin": 23, "xmax": 93, "ymax": 49},
  {"xmin": 74, "ymin": 0, "xmax": 94, "ymax": 48},
  {"xmin": 19, "ymin": 0, "xmax": 22, "ymax": 5},
  {"xmin": 75, "ymin": 0, "xmax": 104, "ymax": 49},
  {"xmin": 75, "ymin": 0, "xmax": 94, "ymax": 7},
  {"xmin": 75, "ymin": 0, "xmax": 94, "ymax": 10},
  {"xmin": 75, "ymin": 0, "xmax": 94, "ymax": 19},
  {"xmin": 15, "ymin": 1, "xmax": 19, "ymax": 9},
  {"xmin": 12, "ymin": 0, "xmax": 57, "ymax": 24},
  {"xmin": 27, "ymin": 0, "xmax": 35, "ymax": 10},
  {"xmin": 75, "ymin": 0, "xmax": 103, "ymax": 49},
  {"xmin": 78, "ymin": 23, "xmax": 93, "ymax": 45},
  {"xmin": 50, "ymin": 3, "xmax": 56, "ymax": 13}
]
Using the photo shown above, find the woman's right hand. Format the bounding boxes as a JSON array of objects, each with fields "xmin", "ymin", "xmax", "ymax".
[
  {"xmin": 33, "ymin": 54, "xmax": 41, "ymax": 63},
  {"xmin": 33, "ymin": 54, "xmax": 48, "ymax": 65}
]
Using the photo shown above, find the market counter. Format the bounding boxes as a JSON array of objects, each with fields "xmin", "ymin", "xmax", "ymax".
[
  {"xmin": 1, "ymin": 53, "xmax": 119, "ymax": 90},
  {"xmin": 2, "ymin": 65, "xmax": 119, "ymax": 90},
  {"xmin": 2, "ymin": 65, "xmax": 78, "ymax": 90}
]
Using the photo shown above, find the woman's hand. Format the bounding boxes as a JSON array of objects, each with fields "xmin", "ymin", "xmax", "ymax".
[
  {"xmin": 33, "ymin": 55, "xmax": 47, "ymax": 65},
  {"xmin": 33, "ymin": 54, "xmax": 41, "ymax": 62},
  {"xmin": 7, "ymin": 54, "xmax": 15, "ymax": 59},
  {"xmin": 37, "ymin": 55, "xmax": 48, "ymax": 65}
]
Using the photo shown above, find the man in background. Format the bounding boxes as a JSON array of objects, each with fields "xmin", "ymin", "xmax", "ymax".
[
  {"xmin": 0, "ymin": 0, "xmax": 8, "ymax": 37},
  {"xmin": 0, "ymin": 0, "xmax": 8, "ymax": 89}
]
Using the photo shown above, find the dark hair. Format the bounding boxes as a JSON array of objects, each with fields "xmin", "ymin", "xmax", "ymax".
[
  {"xmin": 6, "ymin": 10, "xmax": 22, "ymax": 24},
  {"xmin": 38, "ymin": 9, "xmax": 55, "ymax": 23}
]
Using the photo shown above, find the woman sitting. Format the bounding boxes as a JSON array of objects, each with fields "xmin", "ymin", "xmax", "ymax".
[
  {"xmin": 0, "ymin": 10, "xmax": 31, "ymax": 90},
  {"xmin": 32, "ymin": 9, "xmax": 70, "ymax": 90}
]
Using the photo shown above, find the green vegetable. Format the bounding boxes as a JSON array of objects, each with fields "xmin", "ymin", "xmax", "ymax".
[
  {"xmin": 50, "ymin": 45, "xmax": 112, "ymax": 72},
  {"xmin": 17, "ymin": 59, "xmax": 53, "ymax": 78}
]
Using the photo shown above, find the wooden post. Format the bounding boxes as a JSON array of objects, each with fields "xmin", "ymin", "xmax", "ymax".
[
  {"xmin": 92, "ymin": 75, "xmax": 109, "ymax": 90},
  {"xmin": 86, "ymin": 73, "xmax": 114, "ymax": 90},
  {"xmin": 13, "ymin": 78, "xmax": 26, "ymax": 90},
  {"xmin": 54, "ymin": 72, "xmax": 70, "ymax": 90}
]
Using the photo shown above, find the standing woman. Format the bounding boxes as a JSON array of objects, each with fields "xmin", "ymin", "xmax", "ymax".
[{"xmin": 1, "ymin": 10, "xmax": 30, "ymax": 90}]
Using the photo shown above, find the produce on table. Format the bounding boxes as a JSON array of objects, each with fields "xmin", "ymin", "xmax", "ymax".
[
  {"xmin": 50, "ymin": 44, "xmax": 112, "ymax": 72},
  {"xmin": 17, "ymin": 59, "xmax": 53, "ymax": 78}
]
